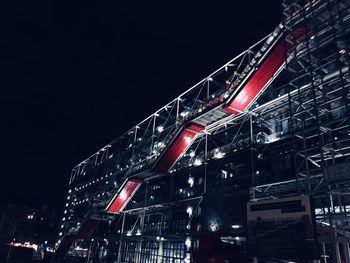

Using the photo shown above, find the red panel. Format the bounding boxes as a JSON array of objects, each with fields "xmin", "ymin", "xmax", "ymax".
[
  {"xmin": 224, "ymin": 40, "xmax": 286, "ymax": 113},
  {"xmin": 224, "ymin": 28, "xmax": 307, "ymax": 114},
  {"xmin": 187, "ymin": 123, "xmax": 205, "ymax": 133},
  {"xmin": 106, "ymin": 178, "xmax": 143, "ymax": 213},
  {"xmin": 154, "ymin": 123, "xmax": 204, "ymax": 173}
]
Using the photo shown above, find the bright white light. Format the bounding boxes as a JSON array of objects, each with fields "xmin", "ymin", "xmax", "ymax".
[
  {"xmin": 180, "ymin": 111, "xmax": 189, "ymax": 117},
  {"xmin": 209, "ymin": 219, "xmax": 219, "ymax": 232},
  {"xmin": 136, "ymin": 229, "xmax": 141, "ymax": 236},
  {"xmin": 231, "ymin": 225, "xmax": 242, "ymax": 229},
  {"xmin": 266, "ymin": 35, "xmax": 274, "ymax": 45},
  {"xmin": 126, "ymin": 231, "xmax": 132, "ymax": 236},
  {"xmin": 157, "ymin": 126, "xmax": 164, "ymax": 133},
  {"xmin": 186, "ymin": 206, "xmax": 193, "ymax": 217},
  {"xmin": 65, "ymin": 203, "xmax": 69, "ymax": 207},
  {"xmin": 185, "ymin": 237, "xmax": 191, "ymax": 248},
  {"xmin": 188, "ymin": 177, "xmax": 194, "ymax": 187},
  {"xmin": 194, "ymin": 158, "xmax": 202, "ymax": 166},
  {"xmin": 184, "ymin": 136, "xmax": 192, "ymax": 144},
  {"xmin": 320, "ymin": 221, "xmax": 330, "ymax": 226},
  {"xmin": 68, "ymin": 189, "xmax": 72, "ymax": 193},
  {"xmin": 189, "ymin": 151, "xmax": 195, "ymax": 157},
  {"xmin": 59, "ymin": 232, "xmax": 62, "ymax": 236},
  {"xmin": 157, "ymin": 141, "xmax": 165, "ymax": 148},
  {"xmin": 214, "ymin": 149, "xmax": 225, "ymax": 159}
]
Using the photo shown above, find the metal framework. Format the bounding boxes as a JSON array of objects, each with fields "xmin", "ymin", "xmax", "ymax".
[{"xmin": 55, "ymin": 0, "xmax": 350, "ymax": 262}]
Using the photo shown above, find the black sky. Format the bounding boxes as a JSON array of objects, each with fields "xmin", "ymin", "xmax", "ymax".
[{"xmin": 0, "ymin": 0, "xmax": 282, "ymax": 208}]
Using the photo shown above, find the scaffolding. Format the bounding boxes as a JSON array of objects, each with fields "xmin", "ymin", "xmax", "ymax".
[{"xmin": 56, "ymin": 0, "xmax": 350, "ymax": 262}]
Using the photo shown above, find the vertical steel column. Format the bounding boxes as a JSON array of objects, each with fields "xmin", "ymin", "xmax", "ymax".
[
  {"xmin": 329, "ymin": 194, "xmax": 341, "ymax": 263},
  {"xmin": 86, "ymin": 240, "xmax": 94, "ymax": 263},
  {"xmin": 150, "ymin": 115, "xmax": 157, "ymax": 156},
  {"xmin": 207, "ymin": 79, "xmax": 210, "ymax": 99},
  {"xmin": 204, "ymin": 133, "xmax": 208, "ymax": 194},
  {"xmin": 135, "ymin": 181, "xmax": 148, "ymax": 263},
  {"xmin": 176, "ymin": 97, "xmax": 180, "ymax": 128},
  {"xmin": 157, "ymin": 241, "xmax": 163, "ymax": 263},
  {"xmin": 322, "ymin": 243, "xmax": 328, "ymax": 263},
  {"xmin": 338, "ymin": 192, "xmax": 350, "ymax": 263},
  {"xmin": 131, "ymin": 126, "xmax": 139, "ymax": 161},
  {"xmin": 249, "ymin": 113, "xmax": 256, "ymax": 200},
  {"xmin": 117, "ymin": 213, "xmax": 126, "ymax": 263}
]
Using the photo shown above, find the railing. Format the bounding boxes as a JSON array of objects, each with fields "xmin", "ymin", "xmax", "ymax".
[{"xmin": 68, "ymin": 24, "xmax": 285, "ymax": 185}]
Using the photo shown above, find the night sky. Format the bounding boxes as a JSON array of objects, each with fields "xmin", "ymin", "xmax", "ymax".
[{"xmin": 1, "ymin": 1, "xmax": 282, "ymax": 209}]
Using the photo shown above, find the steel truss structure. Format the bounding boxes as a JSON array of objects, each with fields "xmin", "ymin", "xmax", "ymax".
[{"xmin": 56, "ymin": 0, "xmax": 350, "ymax": 262}]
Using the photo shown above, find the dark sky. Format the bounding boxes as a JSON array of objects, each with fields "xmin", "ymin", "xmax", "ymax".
[{"xmin": 0, "ymin": 0, "xmax": 282, "ymax": 208}]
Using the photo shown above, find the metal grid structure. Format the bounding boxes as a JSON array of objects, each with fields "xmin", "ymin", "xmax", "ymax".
[{"xmin": 55, "ymin": 0, "xmax": 350, "ymax": 262}]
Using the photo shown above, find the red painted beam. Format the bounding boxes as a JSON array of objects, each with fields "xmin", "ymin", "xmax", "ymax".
[
  {"xmin": 154, "ymin": 123, "xmax": 204, "ymax": 173},
  {"xmin": 106, "ymin": 178, "xmax": 143, "ymax": 213},
  {"xmin": 224, "ymin": 28, "xmax": 307, "ymax": 115},
  {"xmin": 76, "ymin": 218, "xmax": 99, "ymax": 239}
]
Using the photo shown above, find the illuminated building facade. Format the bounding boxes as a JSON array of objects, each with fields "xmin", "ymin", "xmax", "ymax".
[{"xmin": 56, "ymin": 0, "xmax": 350, "ymax": 262}]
